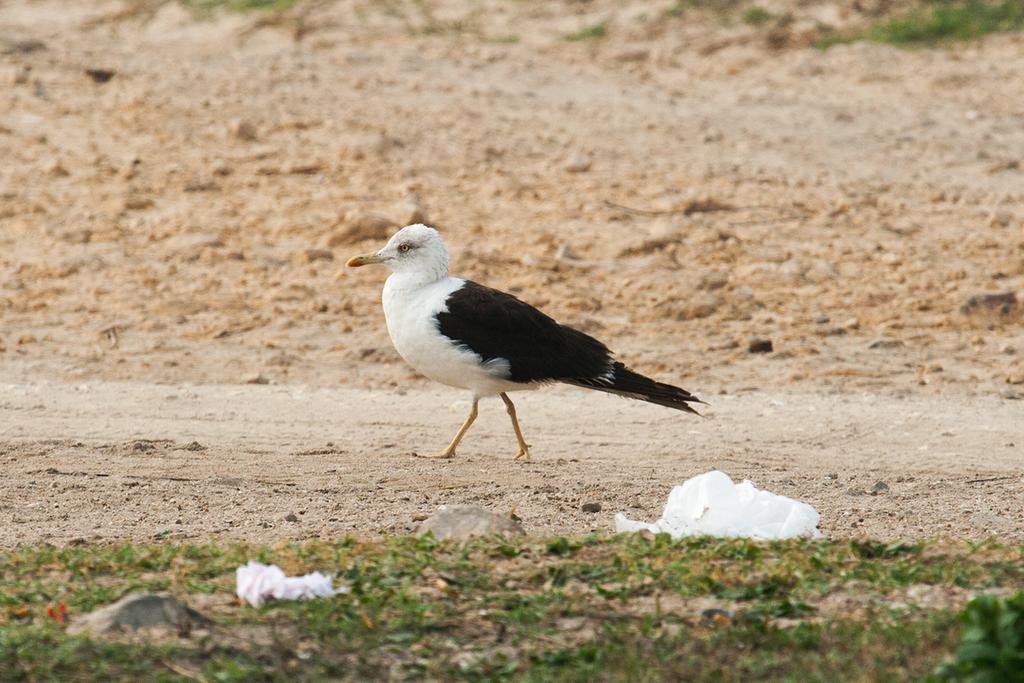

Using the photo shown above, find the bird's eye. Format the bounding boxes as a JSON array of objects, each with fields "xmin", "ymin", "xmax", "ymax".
[{"xmin": 398, "ymin": 243, "xmax": 412, "ymax": 253}]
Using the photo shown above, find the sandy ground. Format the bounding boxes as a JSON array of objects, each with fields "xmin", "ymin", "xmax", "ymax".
[
  {"xmin": 1, "ymin": 1, "xmax": 1022, "ymax": 548},
  {"xmin": 1, "ymin": 381, "xmax": 1021, "ymax": 546}
]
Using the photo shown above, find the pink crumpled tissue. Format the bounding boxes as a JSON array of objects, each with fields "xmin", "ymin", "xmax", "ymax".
[{"xmin": 236, "ymin": 561, "xmax": 341, "ymax": 607}]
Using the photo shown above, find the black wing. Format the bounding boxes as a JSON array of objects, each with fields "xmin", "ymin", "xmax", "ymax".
[
  {"xmin": 436, "ymin": 281, "xmax": 703, "ymax": 414},
  {"xmin": 436, "ymin": 280, "xmax": 612, "ymax": 384}
]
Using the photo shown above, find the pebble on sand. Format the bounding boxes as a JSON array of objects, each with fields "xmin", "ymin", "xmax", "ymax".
[
  {"xmin": 564, "ymin": 153, "xmax": 592, "ymax": 173},
  {"xmin": 416, "ymin": 505, "xmax": 525, "ymax": 540},
  {"xmin": 68, "ymin": 593, "xmax": 208, "ymax": 636},
  {"xmin": 228, "ymin": 118, "xmax": 258, "ymax": 142}
]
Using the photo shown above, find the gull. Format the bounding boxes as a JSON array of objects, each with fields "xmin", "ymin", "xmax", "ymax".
[{"xmin": 346, "ymin": 224, "xmax": 703, "ymax": 460}]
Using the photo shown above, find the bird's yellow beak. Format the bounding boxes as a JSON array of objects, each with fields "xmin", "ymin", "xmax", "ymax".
[{"xmin": 346, "ymin": 253, "xmax": 386, "ymax": 268}]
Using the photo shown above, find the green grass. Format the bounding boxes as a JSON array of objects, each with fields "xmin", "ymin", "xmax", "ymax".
[
  {"xmin": 564, "ymin": 21, "xmax": 608, "ymax": 42},
  {"xmin": 182, "ymin": 0, "xmax": 298, "ymax": 15},
  {"xmin": 2, "ymin": 535, "xmax": 1022, "ymax": 681},
  {"xmin": 933, "ymin": 591, "xmax": 1024, "ymax": 680},
  {"xmin": 666, "ymin": 0, "xmax": 753, "ymax": 18},
  {"xmin": 818, "ymin": 0, "xmax": 1024, "ymax": 48},
  {"xmin": 742, "ymin": 6, "xmax": 775, "ymax": 26}
]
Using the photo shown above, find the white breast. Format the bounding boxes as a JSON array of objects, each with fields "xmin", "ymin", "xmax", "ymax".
[{"xmin": 381, "ymin": 276, "xmax": 519, "ymax": 397}]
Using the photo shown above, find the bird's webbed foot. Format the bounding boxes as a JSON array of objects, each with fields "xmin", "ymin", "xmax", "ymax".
[{"xmin": 414, "ymin": 449, "xmax": 456, "ymax": 459}]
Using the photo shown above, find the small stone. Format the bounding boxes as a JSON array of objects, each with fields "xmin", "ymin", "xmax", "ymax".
[
  {"xmin": 676, "ymin": 293, "xmax": 719, "ymax": 320},
  {"xmin": 699, "ymin": 270, "xmax": 730, "ymax": 291},
  {"xmin": 1001, "ymin": 344, "xmax": 1017, "ymax": 355},
  {"xmin": 286, "ymin": 162, "xmax": 323, "ymax": 175},
  {"xmin": 1007, "ymin": 374, "xmax": 1024, "ymax": 386},
  {"xmin": 961, "ymin": 291, "xmax": 1017, "ymax": 318},
  {"xmin": 708, "ymin": 337, "xmax": 739, "ymax": 351},
  {"xmin": 210, "ymin": 159, "xmax": 232, "ymax": 176},
  {"xmin": 826, "ymin": 473, "xmax": 838, "ymax": 480},
  {"xmin": 839, "ymin": 317, "xmax": 861, "ymax": 330},
  {"xmin": 244, "ymin": 373, "xmax": 270, "ymax": 385},
  {"xmin": 44, "ymin": 158, "xmax": 69, "ymax": 177},
  {"xmin": 846, "ymin": 487, "xmax": 865, "ymax": 496},
  {"xmin": 416, "ymin": 504, "xmax": 525, "ymax": 540},
  {"xmin": 814, "ymin": 314, "xmax": 831, "ymax": 324},
  {"xmin": 62, "ymin": 229, "xmax": 92, "ymax": 245},
  {"xmin": 989, "ymin": 210, "xmax": 1013, "ymax": 228},
  {"xmin": 869, "ymin": 338, "xmax": 904, "ymax": 350},
  {"xmin": 182, "ymin": 441, "xmax": 206, "ymax": 452},
  {"xmin": 748, "ymin": 338, "xmax": 773, "ymax": 353},
  {"xmin": 228, "ymin": 118, "xmax": 258, "ymax": 142},
  {"xmin": 68, "ymin": 593, "xmax": 208, "ymax": 636},
  {"xmin": 555, "ymin": 244, "xmax": 581, "ymax": 260},
  {"xmin": 870, "ymin": 480, "xmax": 889, "ymax": 494},
  {"xmin": 564, "ymin": 153, "xmax": 592, "ymax": 173},
  {"xmin": 284, "ymin": 512, "xmax": 299, "ymax": 522},
  {"xmin": 85, "ymin": 68, "xmax": 115, "ymax": 84},
  {"xmin": 183, "ymin": 178, "xmax": 219, "ymax": 192},
  {"xmin": 581, "ymin": 502, "xmax": 602, "ymax": 513},
  {"xmin": 1000, "ymin": 388, "xmax": 1021, "ymax": 400},
  {"xmin": 123, "ymin": 195, "xmax": 154, "ymax": 211}
]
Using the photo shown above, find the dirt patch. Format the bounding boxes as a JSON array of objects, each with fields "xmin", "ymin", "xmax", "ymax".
[
  {"xmin": 1, "ymin": 382, "xmax": 1021, "ymax": 547},
  {"xmin": 1, "ymin": 1, "xmax": 1023, "ymax": 547}
]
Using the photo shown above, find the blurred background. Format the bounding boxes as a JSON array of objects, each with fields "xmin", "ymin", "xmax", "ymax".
[{"xmin": 1, "ymin": 0, "xmax": 1022, "ymax": 398}]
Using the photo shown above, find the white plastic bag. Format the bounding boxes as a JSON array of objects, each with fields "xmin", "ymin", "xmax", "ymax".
[
  {"xmin": 615, "ymin": 470, "xmax": 821, "ymax": 540},
  {"xmin": 236, "ymin": 561, "xmax": 340, "ymax": 607}
]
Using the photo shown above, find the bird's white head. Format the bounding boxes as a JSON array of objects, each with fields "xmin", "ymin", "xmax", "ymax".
[{"xmin": 346, "ymin": 224, "xmax": 450, "ymax": 284}]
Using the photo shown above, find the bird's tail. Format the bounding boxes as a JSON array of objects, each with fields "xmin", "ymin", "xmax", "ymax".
[{"xmin": 564, "ymin": 362, "xmax": 705, "ymax": 415}]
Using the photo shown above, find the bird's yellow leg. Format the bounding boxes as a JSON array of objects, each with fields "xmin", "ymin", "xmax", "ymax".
[
  {"xmin": 500, "ymin": 392, "xmax": 531, "ymax": 461},
  {"xmin": 416, "ymin": 398, "xmax": 478, "ymax": 459}
]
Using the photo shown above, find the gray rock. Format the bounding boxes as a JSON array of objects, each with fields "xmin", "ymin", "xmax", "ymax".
[
  {"xmin": 68, "ymin": 593, "xmax": 208, "ymax": 636},
  {"xmin": 228, "ymin": 118, "xmax": 258, "ymax": 142},
  {"xmin": 961, "ymin": 291, "xmax": 1017, "ymax": 317},
  {"xmin": 581, "ymin": 502, "xmax": 602, "ymax": 513},
  {"xmin": 416, "ymin": 504, "xmax": 525, "ymax": 540},
  {"xmin": 564, "ymin": 154, "xmax": 592, "ymax": 173},
  {"xmin": 85, "ymin": 68, "xmax": 115, "ymax": 84}
]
